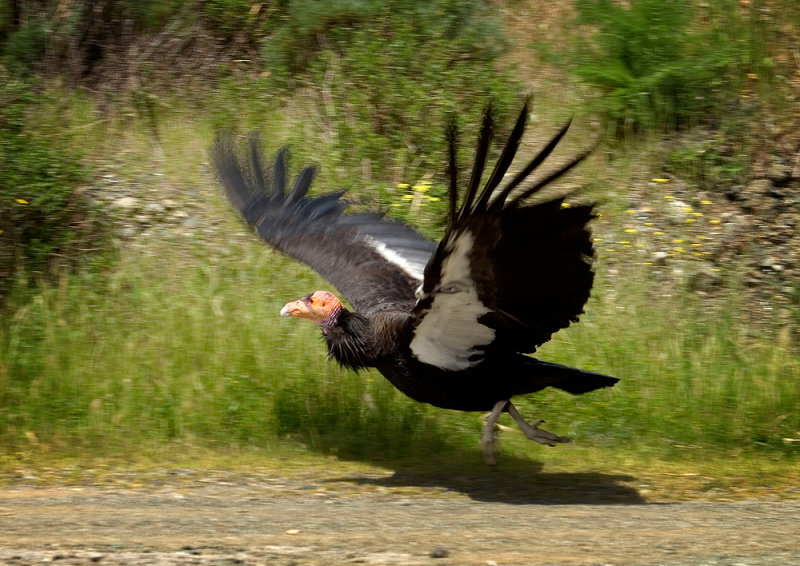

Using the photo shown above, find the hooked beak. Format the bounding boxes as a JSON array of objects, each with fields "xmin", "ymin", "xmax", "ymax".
[
  {"xmin": 280, "ymin": 291, "xmax": 343, "ymax": 325},
  {"xmin": 280, "ymin": 298, "xmax": 312, "ymax": 319}
]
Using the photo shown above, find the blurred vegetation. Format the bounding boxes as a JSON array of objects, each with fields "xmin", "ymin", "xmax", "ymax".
[
  {"xmin": 1, "ymin": 246, "xmax": 798, "ymax": 460},
  {"xmin": 1, "ymin": 0, "xmax": 799, "ymax": 471},
  {"xmin": 543, "ymin": 0, "xmax": 779, "ymax": 136},
  {"xmin": 0, "ymin": 79, "xmax": 95, "ymax": 302},
  {"xmin": 259, "ymin": 0, "xmax": 519, "ymax": 179}
]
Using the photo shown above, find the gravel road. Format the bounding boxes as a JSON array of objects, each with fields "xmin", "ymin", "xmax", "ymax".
[{"xmin": 1, "ymin": 469, "xmax": 799, "ymax": 566}]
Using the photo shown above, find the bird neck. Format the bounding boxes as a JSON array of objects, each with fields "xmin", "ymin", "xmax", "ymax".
[{"xmin": 323, "ymin": 309, "xmax": 373, "ymax": 370}]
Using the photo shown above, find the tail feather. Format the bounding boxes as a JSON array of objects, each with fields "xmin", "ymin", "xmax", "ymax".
[{"xmin": 525, "ymin": 359, "xmax": 618, "ymax": 395}]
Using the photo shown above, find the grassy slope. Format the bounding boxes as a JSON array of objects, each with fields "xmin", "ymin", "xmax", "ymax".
[{"xmin": 1, "ymin": 3, "xmax": 799, "ymax": 497}]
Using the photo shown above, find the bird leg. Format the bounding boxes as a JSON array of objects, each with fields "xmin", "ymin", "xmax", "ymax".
[
  {"xmin": 506, "ymin": 401, "xmax": 570, "ymax": 446},
  {"xmin": 482, "ymin": 400, "xmax": 508, "ymax": 465}
]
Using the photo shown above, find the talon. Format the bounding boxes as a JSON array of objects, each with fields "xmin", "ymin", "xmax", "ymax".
[{"xmin": 506, "ymin": 402, "xmax": 570, "ymax": 447}]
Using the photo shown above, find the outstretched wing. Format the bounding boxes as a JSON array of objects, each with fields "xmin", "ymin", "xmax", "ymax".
[
  {"xmin": 212, "ymin": 133, "xmax": 436, "ymax": 313},
  {"xmin": 409, "ymin": 103, "xmax": 596, "ymax": 371}
]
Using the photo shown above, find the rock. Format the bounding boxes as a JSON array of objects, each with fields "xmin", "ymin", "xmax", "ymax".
[
  {"xmin": 145, "ymin": 202, "xmax": 165, "ymax": 215},
  {"xmin": 110, "ymin": 196, "xmax": 139, "ymax": 210},
  {"xmin": 182, "ymin": 215, "xmax": 202, "ymax": 229},
  {"xmin": 747, "ymin": 178, "xmax": 773, "ymax": 196},
  {"xmin": 767, "ymin": 158, "xmax": 791, "ymax": 183},
  {"xmin": 653, "ymin": 251, "xmax": 669, "ymax": 265},
  {"xmin": 688, "ymin": 266, "xmax": 723, "ymax": 292},
  {"xmin": 665, "ymin": 199, "xmax": 692, "ymax": 225},
  {"xmin": 429, "ymin": 547, "xmax": 450, "ymax": 558},
  {"xmin": 117, "ymin": 226, "xmax": 137, "ymax": 239}
]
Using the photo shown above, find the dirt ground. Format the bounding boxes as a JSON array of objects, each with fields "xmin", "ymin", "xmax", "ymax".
[{"xmin": 2, "ymin": 468, "xmax": 800, "ymax": 566}]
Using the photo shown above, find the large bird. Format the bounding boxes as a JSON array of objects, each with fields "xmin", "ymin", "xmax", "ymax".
[{"xmin": 212, "ymin": 103, "xmax": 618, "ymax": 463}]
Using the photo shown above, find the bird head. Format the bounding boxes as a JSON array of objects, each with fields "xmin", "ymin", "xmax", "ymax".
[{"xmin": 280, "ymin": 291, "xmax": 344, "ymax": 327}]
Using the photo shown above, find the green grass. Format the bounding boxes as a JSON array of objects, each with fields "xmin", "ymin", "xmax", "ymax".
[
  {"xmin": 1, "ymin": 79, "xmax": 799, "ymax": 487},
  {"xmin": 2, "ymin": 218, "xmax": 799, "ymax": 462}
]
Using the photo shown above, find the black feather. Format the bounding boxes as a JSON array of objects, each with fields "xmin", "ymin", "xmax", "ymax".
[
  {"xmin": 286, "ymin": 165, "xmax": 316, "ymax": 205},
  {"xmin": 474, "ymin": 99, "xmax": 529, "ymax": 212},
  {"xmin": 446, "ymin": 116, "xmax": 458, "ymax": 230},
  {"xmin": 270, "ymin": 147, "xmax": 288, "ymax": 204},
  {"xmin": 248, "ymin": 133, "xmax": 267, "ymax": 196},
  {"xmin": 459, "ymin": 106, "xmax": 493, "ymax": 220},
  {"xmin": 507, "ymin": 145, "xmax": 594, "ymax": 208},
  {"xmin": 489, "ymin": 118, "xmax": 574, "ymax": 211}
]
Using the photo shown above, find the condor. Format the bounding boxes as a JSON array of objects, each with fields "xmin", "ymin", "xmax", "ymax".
[{"xmin": 212, "ymin": 103, "xmax": 618, "ymax": 463}]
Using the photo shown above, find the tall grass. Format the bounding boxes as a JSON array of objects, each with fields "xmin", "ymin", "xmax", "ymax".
[
  {"xmin": 0, "ymin": 243, "xmax": 452, "ymax": 458},
  {"xmin": 531, "ymin": 266, "xmax": 800, "ymax": 453},
  {"xmin": 2, "ymin": 239, "xmax": 798, "ymax": 461}
]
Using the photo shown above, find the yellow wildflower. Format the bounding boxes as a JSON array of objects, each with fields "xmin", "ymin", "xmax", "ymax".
[
  {"xmin": 700, "ymin": 200, "xmax": 712, "ymax": 205},
  {"xmin": 16, "ymin": 198, "xmax": 28, "ymax": 204},
  {"xmin": 625, "ymin": 228, "xmax": 637, "ymax": 234},
  {"xmin": 709, "ymin": 219, "xmax": 721, "ymax": 225},
  {"xmin": 653, "ymin": 178, "xmax": 670, "ymax": 183}
]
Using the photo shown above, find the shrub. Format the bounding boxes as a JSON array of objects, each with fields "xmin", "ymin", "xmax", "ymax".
[
  {"xmin": 560, "ymin": 0, "xmax": 770, "ymax": 135},
  {"xmin": 0, "ymin": 81, "xmax": 92, "ymax": 301},
  {"xmin": 260, "ymin": 0, "xmax": 521, "ymax": 182}
]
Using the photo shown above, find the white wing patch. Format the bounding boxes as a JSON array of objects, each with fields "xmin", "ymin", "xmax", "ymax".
[
  {"xmin": 361, "ymin": 234, "xmax": 426, "ymax": 282},
  {"xmin": 410, "ymin": 230, "xmax": 495, "ymax": 371}
]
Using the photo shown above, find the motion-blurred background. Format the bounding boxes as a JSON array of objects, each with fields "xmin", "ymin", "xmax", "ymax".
[{"xmin": 1, "ymin": 1, "xmax": 798, "ymax": 482}]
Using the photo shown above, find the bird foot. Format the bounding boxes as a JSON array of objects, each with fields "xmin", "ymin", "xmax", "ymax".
[
  {"xmin": 506, "ymin": 402, "xmax": 570, "ymax": 446},
  {"xmin": 481, "ymin": 400, "xmax": 508, "ymax": 465},
  {"xmin": 481, "ymin": 400, "xmax": 570, "ymax": 465}
]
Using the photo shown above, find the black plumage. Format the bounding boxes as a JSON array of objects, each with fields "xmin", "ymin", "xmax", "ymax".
[{"xmin": 212, "ymin": 103, "xmax": 618, "ymax": 462}]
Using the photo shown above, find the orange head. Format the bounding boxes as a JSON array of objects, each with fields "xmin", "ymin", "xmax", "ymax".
[{"xmin": 280, "ymin": 291, "xmax": 344, "ymax": 326}]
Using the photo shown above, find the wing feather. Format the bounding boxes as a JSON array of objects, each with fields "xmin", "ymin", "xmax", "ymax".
[
  {"xmin": 212, "ymin": 135, "xmax": 436, "ymax": 313},
  {"xmin": 411, "ymin": 105, "xmax": 596, "ymax": 371}
]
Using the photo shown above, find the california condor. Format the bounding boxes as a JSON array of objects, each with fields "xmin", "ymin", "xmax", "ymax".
[{"xmin": 212, "ymin": 103, "xmax": 618, "ymax": 463}]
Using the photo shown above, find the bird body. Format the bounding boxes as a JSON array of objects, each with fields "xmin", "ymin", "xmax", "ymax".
[{"xmin": 213, "ymin": 103, "xmax": 618, "ymax": 461}]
